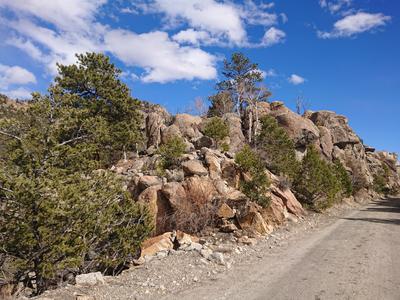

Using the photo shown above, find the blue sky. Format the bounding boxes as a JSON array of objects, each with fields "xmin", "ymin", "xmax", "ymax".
[{"xmin": 0, "ymin": 0, "xmax": 399, "ymax": 154}]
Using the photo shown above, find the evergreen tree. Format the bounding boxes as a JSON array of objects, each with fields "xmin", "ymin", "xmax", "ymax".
[
  {"xmin": 203, "ymin": 117, "xmax": 229, "ymax": 148},
  {"xmin": 0, "ymin": 53, "xmax": 152, "ymax": 295},
  {"xmin": 54, "ymin": 52, "xmax": 143, "ymax": 164},
  {"xmin": 333, "ymin": 159, "xmax": 353, "ymax": 197},
  {"xmin": 235, "ymin": 145, "xmax": 270, "ymax": 207},
  {"xmin": 293, "ymin": 146, "xmax": 341, "ymax": 211},
  {"xmin": 217, "ymin": 52, "xmax": 267, "ymax": 115},
  {"xmin": 257, "ymin": 116, "xmax": 300, "ymax": 181}
]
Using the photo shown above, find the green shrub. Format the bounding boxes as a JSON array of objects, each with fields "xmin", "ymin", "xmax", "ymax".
[
  {"xmin": 333, "ymin": 159, "xmax": 353, "ymax": 197},
  {"xmin": 293, "ymin": 146, "xmax": 341, "ymax": 211},
  {"xmin": 235, "ymin": 145, "xmax": 270, "ymax": 207},
  {"xmin": 0, "ymin": 170, "xmax": 152, "ymax": 294},
  {"xmin": 257, "ymin": 116, "xmax": 300, "ymax": 181},
  {"xmin": 158, "ymin": 135, "xmax": 186, "ymax": 170},
  {"xmin": 373, "ymin": 164, "xmax": 391, "ymax": 195},
  {"xmin": 203, "ymin": 117, "xmax": 229, "ymax": 148},
  {"xmin": 220, "ymin": 142, "xmax": 230, "ymax": 152}
]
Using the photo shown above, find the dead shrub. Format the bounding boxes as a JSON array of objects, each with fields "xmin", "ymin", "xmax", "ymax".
[{"xmin": 168, "ymin": 184, "xmax": 218, "ymax": 234}]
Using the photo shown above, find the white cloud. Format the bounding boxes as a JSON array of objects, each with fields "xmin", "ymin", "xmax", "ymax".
[
  {"xmin": 131, "ymin": 0, "xmax": 283, "ymax": 47},
  {"xmin": 105, "ymin": 30, "xmax": 217, "ymax": 83},
  {"xmin": 172, "ymin": 29, "xmax": 214, "ymax": 46},
  {"xmin": 239, "ymin": 0, "xmax": 278, "ymax": 27},
  {"xmin": 1, "ymin": 0, "xmax": 219, "ymax": 83},
  {"xmin": 150, "ymin": 0, "xmax": 247, "ymax": 45},
  {"xmin": 1, "ymin": 87, "xmax": 32, "ymax": 99},
  {"xmin": 318, "ymin": 12, "xmax": 391, "ymax": 38},
  {"xmin": 265, "ymin": 69, "xmax": 277, "ymax": 77},
  {"xmin": 0, "ymin": 64, "xmax": 36, "ymax": 89},
  {"xmin": 262, "ymin": 27, "xmax": 286, "ymax": 46},
  {"xmin": 0, "ymin": 0, "xmax": 107, "ymax": 33},
  {"xmin": 319, "ymin": 0, "xmax": 352, "ymax": 14},
  {"xmin": 288, "ymin": 74, "xmax": 306, "ymax": 85},
  {"xmin": 0, "ymin": 0, "xmax": 286, "ymax": 84}
]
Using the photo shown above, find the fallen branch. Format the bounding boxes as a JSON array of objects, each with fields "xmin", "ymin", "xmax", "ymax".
[{"xmin": 0, "ymin": 130, "xmax": 21, "ymax": 142}]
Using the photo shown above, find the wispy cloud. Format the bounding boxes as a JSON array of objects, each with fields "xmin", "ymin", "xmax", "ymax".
[
  {"xmin": 318, "ymin": 12, "xmax": 391, "ymax": 39},
  {"xmin": 288, "ymin": 74, "xmax": 306, "ymax": 85}
]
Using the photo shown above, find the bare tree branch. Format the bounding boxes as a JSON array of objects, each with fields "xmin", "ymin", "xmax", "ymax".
[
  {"xmin": 0, "ymin": 130, "xmax": 22, "ymax": 142},
  {"xmin": 59, "ymin": 135, "xmax": 89, "ymax": 146}
]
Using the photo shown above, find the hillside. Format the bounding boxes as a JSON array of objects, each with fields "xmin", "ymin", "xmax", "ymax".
[{"xmin": 1, "ymin": 52, "xmax": 399, "ymax": 299}]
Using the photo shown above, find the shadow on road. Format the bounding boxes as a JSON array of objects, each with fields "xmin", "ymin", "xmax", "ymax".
[{"xmin": 342, "ymin": 197, "xmax": 400, "ymax": 225}]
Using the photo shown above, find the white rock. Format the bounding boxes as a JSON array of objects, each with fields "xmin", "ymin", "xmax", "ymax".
[{"xmin": 75, "ymin": 272, "xmax": 105, "ymax": 286}]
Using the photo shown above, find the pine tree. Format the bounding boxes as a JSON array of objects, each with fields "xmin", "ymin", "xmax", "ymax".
[
  {"xmin": 0, "ymin": 53, "xmax": 152, "ymax": 295},
  {"xmin": 203, "ymin": 117, "xmax": 229, "ymax": 148},
  {"xmin": 257, "ymin": 116, "xmax": 300, "ymax": 181},
  {"xmin": 235, "ymin": 145, "xmax": 270, "ymax": 207},
  {"xmin": 293, "ymin": 146, "xmax": 341, "ymax": 211},
  {"xmin": 217, "ymin": 52, "xmax": 268, "ymax": 115}
]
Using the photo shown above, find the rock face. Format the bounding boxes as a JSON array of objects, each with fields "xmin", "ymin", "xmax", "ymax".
[
  {"xmin": 223, "ymin": 113, "xmax": 246, "ymax": 152},
  {"xmin": 173, "ymin": 114, "xmax": 203, "ymax": 141},
  {"xmin": 115, "ymin": 99, "xmax": 400, "ymax": 241},
  {"xmin": 146, "ymin": 112, "xmax": 164, "ymax": 148},
  {"xmin": 309, "ymin": 111, "xmax": 360, "ymax": 146},
  {"xmin": 307, "ymin": 110, "xmax": 374, "ymax": 188},
  {"xmin": 268, "ymin": 101, "xmax": 320, "ymax": 148}
]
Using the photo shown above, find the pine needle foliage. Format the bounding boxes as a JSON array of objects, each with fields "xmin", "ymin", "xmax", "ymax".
[
  {"xmin": 0, "ymin": 53, "xmax": 152, "ymax": 295},
  {"xmin": 235, "ymin": 145, "xmax": 270, "ymax": 207},
  {"xmin": 257, "ymin": 116, "xmax": 300, "ymax": 181},
  {"xmin": 293, "ymin": 146, "xmax": 342, "ymax": 211}
]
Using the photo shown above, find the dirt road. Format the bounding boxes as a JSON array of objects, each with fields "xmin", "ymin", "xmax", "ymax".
[{"xmin": 164, "ymin": 198, "xmax": 400, "ymax": 300}]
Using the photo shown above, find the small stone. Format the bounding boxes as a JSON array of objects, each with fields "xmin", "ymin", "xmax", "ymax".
[
  {"xmin": 75, "ymin": 272, "xmax": 105, "ymax": 286},
  {"xmin": 200, "ymin": 248, "xmax": 213, "ymax": 259},
  {"xmin": 220, "ymin": 223, "xmax": 238, "ymax": 233},
  {"xmin": 193, "ymin": 276, "xmax": 199, "ymax": 282},
  {"xmin": 156, "ymin": 251, "xmax": 168, "ymax": 259},
  {"xmin": 217, "ymin": 203, "xmax": 235, "ymax": 219},
  {"xmin": 210, "ymin": 252, "xmax": 225, "ymax": 265},
  {"xmin": 76, "ymin": 295, "xmax": 95, "ymax": 300}
]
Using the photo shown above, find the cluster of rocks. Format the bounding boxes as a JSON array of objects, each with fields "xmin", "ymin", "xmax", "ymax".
[{"xmin": 109, "ymin": 100, "xmax": 400, "ymax": 261}]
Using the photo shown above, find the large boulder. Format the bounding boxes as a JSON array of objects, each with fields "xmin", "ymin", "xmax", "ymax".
[
  {"xmin": 268, "ymin": 101, "xmax": 320, "ymax": 148},
  {"xmin": 138, "ymin": 185, "xmax": 171, "ymax": 234},
  {"xmin": 138, "ymin": 175, "xmax": 162, "ymax": 191},
  {"xmin": 161, "ymin": 124, "xmax": 183, "ymax": 143},
  {"xmin": 261, "ymin": 195, "xmax": 287, "ymax": 226},
  {"xmin": 146, "ymin": 112, "xmax": 165, "ymax": 148},
  {"xmin": 140, "ymin": 232, "xmax": 174, "ymax": 258},
  {"xmin": 173, "ymin": 114, "xmax": 203, "ymax": 141},
  {"xmin": 223, "ymin": 113, "xmax": 246, "ymax": 153},
  {"xmin": 221, "ymin": 158, "xmax": 240, "ymax": 188},
  {"xmin": 204, "ymin": 150, "xmax": 222, "ymax": 179},
  {"xmin": 161, "ymin": 182, "xmax": 187, "ymax": 210},
  {"xmin": 308, "ymin": 111, "xmax": 360, "ymax": 147},
  {"xmin": 183, "ymin": 176, "xmax": 218, "ymax": 201},
  {"xmin": 271, "ymin": 185, "xmax": 304, "ymax": 217},
  {"xmin": 182, "ymin": 160, "xmax": 209, "ymax": 176}
]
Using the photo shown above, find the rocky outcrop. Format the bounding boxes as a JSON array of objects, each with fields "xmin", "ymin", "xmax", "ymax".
[
  {"xmin": 223, "ymin": 113, "xmax": 246, "ymax": 152},
  {"xmin": 309, "ymin": 111, "xmax": 360, "ymax": 147},
  {"xmin": 173, "ymin": 114, "xmax": 203, "ymax": 141},
  {"xmin": 126, "ymin": 100, "xmax": 400, "ymax": 240},
  {"xmin": 268, "ymin": 101, "xmax": 320, "ymax": 149}
]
